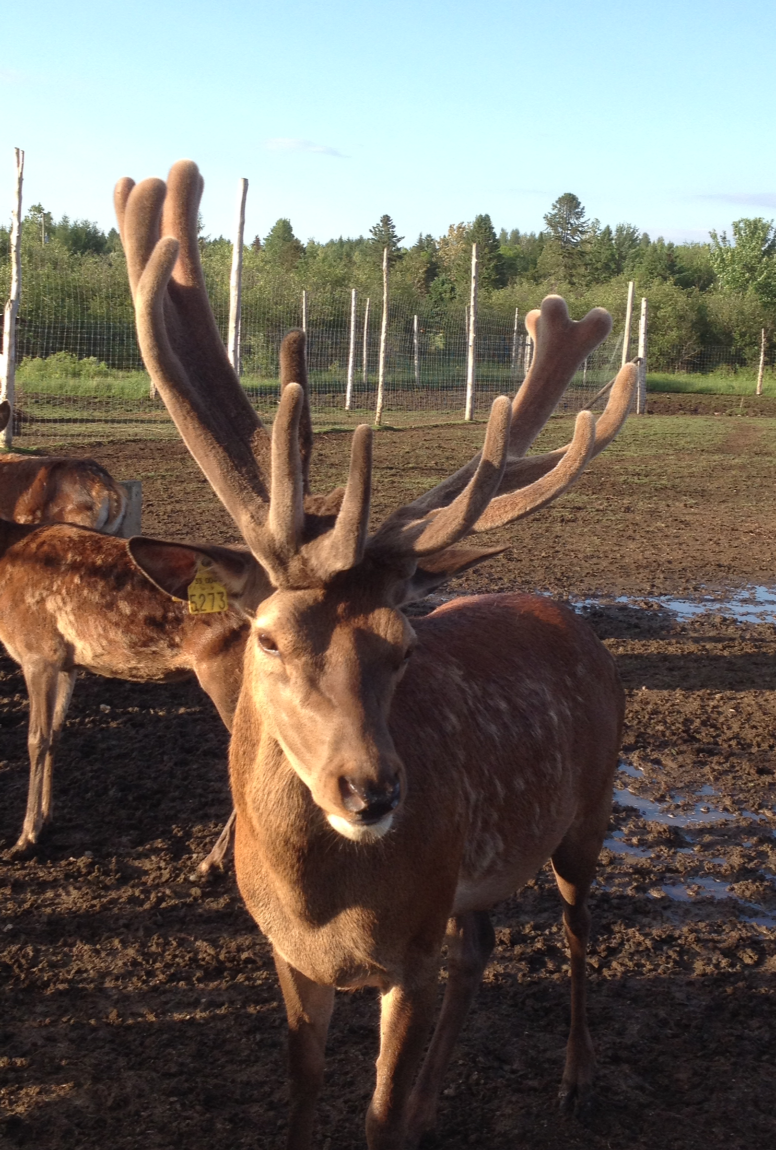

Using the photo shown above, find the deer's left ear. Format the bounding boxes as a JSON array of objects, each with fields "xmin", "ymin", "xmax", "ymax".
[
  {"xmin": 127, "ymin": 536, "xmax": 266, "ymax": 606},
  {"xmin": 400, "ymin": 544, "xmax": 508, "ymax": 604}
]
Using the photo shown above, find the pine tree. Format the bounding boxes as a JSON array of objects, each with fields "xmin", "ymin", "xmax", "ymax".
[{"xmin": 368, "ymin": 215, "xmax": 404, "ymax": 263}]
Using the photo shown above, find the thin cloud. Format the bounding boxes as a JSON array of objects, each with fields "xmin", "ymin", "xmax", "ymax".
[
  {"xmin": 692, "ymin": 192, "xmax": 775, "ymax": 209},
  {"xmin": 266, "ymin": 138, "xmax": 347, "ymax": 159}
]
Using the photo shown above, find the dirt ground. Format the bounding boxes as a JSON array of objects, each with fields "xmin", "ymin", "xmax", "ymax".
[{"xmin": 0, "ymin": 407, "xmax": 775, "ymax": 1149}]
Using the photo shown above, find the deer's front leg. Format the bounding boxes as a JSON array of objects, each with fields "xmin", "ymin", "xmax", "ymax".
[
  {"xmin": 366, "ymin": 968, "xmax": 440, "ymax": 1150},
  {"xmin": 273, "ymin": 948, "xmax": 335, "ymax": 1150}
]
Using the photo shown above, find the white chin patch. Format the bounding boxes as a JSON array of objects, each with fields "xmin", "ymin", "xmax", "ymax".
[{"xmin": 327, "ymin": 812, "xmax": 394, "ymax": 842}]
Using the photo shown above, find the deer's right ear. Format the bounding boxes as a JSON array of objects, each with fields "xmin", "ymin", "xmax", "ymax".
[
  {"xmin": 0, "ymin": 400, "xmax": 10, "ymax": 434},
  {"xmin": 127, "ymin": 537, "xmax": 263, "ymax": 606}
]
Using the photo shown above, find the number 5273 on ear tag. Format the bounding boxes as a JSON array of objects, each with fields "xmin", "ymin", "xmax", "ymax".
[{"xmin": 187, "ymin": 563, "xmax": 229, "ymax": 614}]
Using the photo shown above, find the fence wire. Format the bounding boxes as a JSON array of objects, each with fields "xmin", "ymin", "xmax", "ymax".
[{"xmin": 2, "ymin": 259, "xmax": 771, "ymax": 441}]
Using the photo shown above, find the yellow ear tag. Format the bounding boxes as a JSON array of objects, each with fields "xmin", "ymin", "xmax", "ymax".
[{"xmin": 187, "ymin": 561, "xmax": 229, "ymax": 614}]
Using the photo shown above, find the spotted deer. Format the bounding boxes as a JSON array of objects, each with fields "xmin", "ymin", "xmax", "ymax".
[
  {"xmin": 118, "ymin": 161, "xmax": 636, "ymax": 1150},
  {"xmin": 0, "ymin": 331, "xmax": 324, "ymax": 867}
]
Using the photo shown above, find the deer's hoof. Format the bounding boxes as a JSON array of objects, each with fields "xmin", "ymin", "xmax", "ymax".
[
  {"xmin": 558, "ymin": 1080, "xmax": 595, "ymax": 1122},
  {"xmin": 7, "ymin": 837, "xmax": 37, "ymax": 860}
]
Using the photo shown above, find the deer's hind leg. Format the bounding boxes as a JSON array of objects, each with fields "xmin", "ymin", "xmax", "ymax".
[
  {"xmin": 550, "ymin": 814, "xmax": 609, "ymax": 1117},
  {"xmin": 14, "ymin": 661, "xmax": 75, "ymax": 855},
  {"xmin": 405, "ymin": 911, "xmax": 495, "ymax": 1147}
]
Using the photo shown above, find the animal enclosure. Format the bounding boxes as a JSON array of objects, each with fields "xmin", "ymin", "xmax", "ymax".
[{"xmin": 0, "ymin": 412, "xmax": 774, "ymax": 1150}]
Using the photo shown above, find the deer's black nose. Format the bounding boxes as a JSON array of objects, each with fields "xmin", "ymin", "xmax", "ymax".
[{"xmin": 339, "ymin": 776, "xmax": 401, "ymax": 822}]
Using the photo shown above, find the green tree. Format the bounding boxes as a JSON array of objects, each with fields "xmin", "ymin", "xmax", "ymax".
[
  {"xmin": 709, "ymin": 218, "xmax": 775, "ymax": 309},
  {"xmin": 541, "ymin": 193, "xmax": 590, "ymax": 284},
  {"xmin": 467, "ymin": 213, "xmax": 504, "ymax": 290},
  {"xmin": 368, "ymin": 214, "xmax": 404, "ymax": 264},
  {"xmin": 543, "ymin": 193, "xmax": 589, "ymax": 249},
  {"xmin": 263, "ymin": 218, "xmax": 305, "ymax": 270}
]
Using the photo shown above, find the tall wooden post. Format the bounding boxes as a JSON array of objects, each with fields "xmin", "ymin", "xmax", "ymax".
[
  {"xmin": 345, "ymin": 287, "xmax": 357, "ymax": 410},
  {"xmin": 413, "ymin": 314, "xmax": 420, "ymax": 388},
  {"xmin": 511, "ymin": 307, "xmax": 519, "ymax": 378},
  {"xmin": 756, "ymin": 328, "xmax": 766, "ymax": 395},
  {"xmin": 301, "ymin": 290, "xmax": 308, "ymax": 334},
  {"xmin": 621, "ymin": 279, "xmax": 635, "ymax": 364},
  {"xmin": 523, "ymin": 333, "xmax": 533, "ymax": 376},
  {"xmin": 362, "ymin": 297, "xmax": 370, "ymax": 385},
  {"xmin": 636, "ymin": 297, "xmax": 648, "ymax": 414},
  {"xmin": 374, "ymin": 248, "xmax": 389, "ymax": 426},
  {"xmin": 227, "ymin": 177, "xmax": 248, "ymax": 378},
  {"xmin": 464, "ymin": 243, "xmax": 478, "ymax": 421},
  {"xmin": 1, "ymin": 148, "xmax": 24, "ymax": 450}
]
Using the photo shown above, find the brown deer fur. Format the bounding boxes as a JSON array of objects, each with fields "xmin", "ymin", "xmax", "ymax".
[
  {"xmin": 0, "ymin": 518, "xmax": 256, "ymax": 860},
  {"xmin": 0, "ymin": 452, "xmax": 128, "ymax": 534},
  {"xmin": 117, "ymin": 160, "xmax": 637, "ymax": 1149}
]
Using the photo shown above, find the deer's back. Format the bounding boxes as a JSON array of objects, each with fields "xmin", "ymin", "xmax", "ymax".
[
  {"xmin": 233, "ymin": 592, "xmax": 624, "ymax": 986},
  {"xmin": 0, "ymin": 454, "xmax": 126, "ymax": 534}
]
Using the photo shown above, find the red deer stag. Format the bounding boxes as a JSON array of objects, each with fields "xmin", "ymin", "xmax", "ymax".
[{"xmin": 117, "ymin": 161, "xmax": 636, "ymax": 1150}]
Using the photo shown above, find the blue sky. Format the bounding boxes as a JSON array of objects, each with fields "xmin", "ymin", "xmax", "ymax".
[{"xmin": 1, "ymin": 0, "xmax": 775, "ymax": 246}]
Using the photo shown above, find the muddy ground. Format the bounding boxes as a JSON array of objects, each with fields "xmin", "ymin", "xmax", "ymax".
[{"xmin": 0, "ymin": 410, "xmax": 775, "ymax": 1149}]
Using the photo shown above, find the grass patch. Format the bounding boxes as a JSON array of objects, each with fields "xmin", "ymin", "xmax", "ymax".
[{"xmin": 647, "ymin": 367, "xmax": 774, "ymax": 396}]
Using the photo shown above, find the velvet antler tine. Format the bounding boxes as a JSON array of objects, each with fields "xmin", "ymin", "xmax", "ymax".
[
  {"xmin": 119, "ymin": 161, "xmax": 273, "ymax": 555},
  {"xmin": 385, "ymin": 296, "xmax": 612, "ymax": 520},
  {"xmin": 121, "ymin": 178, "xmax": 166, "ymax": 299},
  {"xmin": 509, "ymin": 297, "xmax": 612, "ymax": 457},
  {"xmin": 280, "ymin": 329, "xmax": 313, "ymax": 495},
  {"xmin": 113, "ymin": 177, "xmax": 136, "ymax": 256},
  {"xmin": 372, "ymin": 397, "xmax": 510, "ymax": 557},
  {"xmin": 268, "ymin": 383, "xmax": 305, "ymax": 557},
  {"xmin": 591, "ymin": 360, "xmax": 637, "ymax": 455},
  {"xmin": 315, "ymin": 424, "xmax": 374, "ymax": 575},
  {"xmin": 488, "ymin": 360, "xmax": 638, "ymax": 494},
  {"xmin": 472, "ymin": 411, "xmax": 596, "ymax": 532}
]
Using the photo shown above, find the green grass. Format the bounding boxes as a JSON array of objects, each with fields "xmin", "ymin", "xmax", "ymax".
[{"xmin": 647, "ymin": 366, "xmax": 774, "ymax": 396}]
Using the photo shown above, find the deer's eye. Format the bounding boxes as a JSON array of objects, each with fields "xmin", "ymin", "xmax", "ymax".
[{"xmin": 258, "ymin": 632, "xmax": 280, "ymax": 655}]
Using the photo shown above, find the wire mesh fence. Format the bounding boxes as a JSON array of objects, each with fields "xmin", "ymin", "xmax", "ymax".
[{"xmin": 2, "ymin": 256, "xmax": 773, "ymax": 441}]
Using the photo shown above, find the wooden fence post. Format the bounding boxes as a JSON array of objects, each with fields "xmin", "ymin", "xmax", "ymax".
[
  {"xmin": 756, "ymin": 328, "xmax": 766, "ymax": 395},
  {"xmin": 636, "ymin": 297, "xmax": 648, "ymax": 414},
  {"xmin": 301, "ymin": 290, "xmax": 308, "ymax": 334},
  {"xmin": 362, "ymin": 297, "xmax": 370, "ymax": 385},
  {"xmin": 464, "ymin": 243, "xmax": 478, "ymax": 421},
  {"xmin": 1, "ymin": 147, "xmax": 24, "ymax": 450},
  {"xmin": 511, "ymin": 307, "xmax": 519, "ymax": 378},
  {"xmin": 523, "ymin": 333, "xmax": 533, "ymax": 377},
  {"xmin": 226, "ymin": 176, "xmax": 248, "ymax": 378},
  {"xmin": 345, "ymin": 287, "xmax": 357, "ymax": 410},
  {"xmin": 621, "ymin": 279, "xmax": 635, "ymax": 364},
  {"xmin": 374, "ymin": 248, "xmax": 389, "ymax": 426},
  {"xmin": 413, "ymin": 314, "xmax": 420, "ymax": 388}
]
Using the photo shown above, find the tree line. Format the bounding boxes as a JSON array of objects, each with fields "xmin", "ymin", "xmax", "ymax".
[{"xmin": 0, "ymin": 193, "xmax": 776, "ymax": 369}]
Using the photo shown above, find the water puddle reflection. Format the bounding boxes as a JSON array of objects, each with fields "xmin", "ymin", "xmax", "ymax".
[
  {"xmin": 605, "ymin": 764, "xmax": 775, "ymax": 929},
  {"xmin": 573, "ymin": 584, "xmax": 775, "ymax": 625}
]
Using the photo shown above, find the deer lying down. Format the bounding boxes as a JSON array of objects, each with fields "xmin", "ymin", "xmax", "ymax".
[
  {"xmin": 118, "ymin": 161, "xmax": 637, "ymax": 1150},
  {"xmin": 0, "ymin": 451, "xmax": 128, "ymax": 534}
]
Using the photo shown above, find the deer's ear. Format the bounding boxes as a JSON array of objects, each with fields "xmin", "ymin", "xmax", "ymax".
[
  {"xmin": 401, "ymin": 544, "xmax": 508, "ymax": 603},
  {"xmin": 127, "ymin": 537, "xmax": 265, "ymax": 605},
  {"xmin": 0, "ymin": 400, "xmax": 10, "ymax": 433}
]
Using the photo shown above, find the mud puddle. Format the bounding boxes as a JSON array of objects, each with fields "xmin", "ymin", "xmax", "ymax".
[
  {"xmin": 608, "ymin": 763, "xmax": 775, "ymax": 930},
  {"xmin": 574, "ymin": 584, "xmax": 776, "ymax": 625}
]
